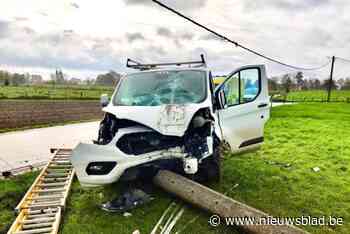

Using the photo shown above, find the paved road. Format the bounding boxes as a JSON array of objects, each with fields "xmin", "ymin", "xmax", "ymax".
[
  {"xmin": 0, "ymin": 121, "xmax": 99, "ymax": 172},
  {"xmin": 0, "ymin": 102, "xmax": 294, "ymax": 172}
]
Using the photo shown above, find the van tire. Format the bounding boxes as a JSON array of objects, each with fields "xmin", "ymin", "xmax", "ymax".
[{"xmin": 195, "ymin": 147, "xmax": 221, "ymax": 182}]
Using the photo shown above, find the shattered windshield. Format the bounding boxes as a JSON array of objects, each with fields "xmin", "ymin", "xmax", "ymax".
[{"xmin": 113, "ymin": 70, "xmax": 207, "ymax": 106}]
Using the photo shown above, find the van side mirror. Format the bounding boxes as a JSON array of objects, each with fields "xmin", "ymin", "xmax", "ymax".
[
  {"xmin": 217, "ymin": 89, "xmax": 226, "ymax": 109},
  {"xmin": 100, "ymin": 94, "xmax": 109, "ymax": 107}
]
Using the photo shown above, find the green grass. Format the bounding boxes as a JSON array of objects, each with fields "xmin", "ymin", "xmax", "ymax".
[
  {"xmin": 1, "ymin": 103, "xmax": 350, "ymax": 233},
  {"xmin": 273, "ymin": 90, "xmax": 350, "ymax": 102},
  {"xmin": 220, "ymin": 103, "xmax": 350, "ymax": 234},
  {"xmin": 0, "ymin": 172, "xmax": 39, "ymax": 233},
  {"xmin": 0, "ymin": 85, "xmax": 114, "ymax": 100}
]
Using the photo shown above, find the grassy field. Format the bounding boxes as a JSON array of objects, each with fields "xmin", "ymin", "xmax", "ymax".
[
  {"xmin": 1, "ymin": 86, "xmax": 349, "ymax": 102},
  {"xmin": 0, "ymin": 172, "xmax": 40, "ymax": 233},
  {"xmin": 0, "ymin": 85, "xmax": 114, "ymax": 100},
  {"xmin": 1, "ymin": 103, "xmax": 350, "ymax": 234},
  {"xmin": 273, "ymin": 90, "xmax": 350, "ymax": 102}
]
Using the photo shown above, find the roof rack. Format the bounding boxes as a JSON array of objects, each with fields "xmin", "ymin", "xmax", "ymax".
[{"xmin": 126, "ymin": 54, "xmax": 206, "ymax": 70}]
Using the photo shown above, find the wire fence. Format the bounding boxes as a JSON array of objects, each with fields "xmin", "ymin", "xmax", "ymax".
[
  {"xmin": 269, "ymin": 56, "xmax": 350, "ymax": 103},
  {"xmin": 271, "ymin": 91, "xmax": 350, "ymax": 103},
  {"xmin": 0, "ymin": 85, "xmax": 114, "ymax": 100}
]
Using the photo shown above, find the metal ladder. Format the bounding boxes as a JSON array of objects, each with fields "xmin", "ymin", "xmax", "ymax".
[{"xmin": 7, "ymin": 149, "xmax": 75, "ymax": 234}]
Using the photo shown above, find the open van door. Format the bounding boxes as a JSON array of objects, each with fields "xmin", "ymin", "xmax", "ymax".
[{"xmin": 215, "ymin": 65, "xmax": 270, "ymax": 153}]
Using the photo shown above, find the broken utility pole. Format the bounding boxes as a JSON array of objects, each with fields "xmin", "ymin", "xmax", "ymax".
[
  {"xmin": 153, "ymin": 170, "xmax": 309, "ymax": 234},
  {"xmin": 327, "ymin": 56, "xmax": 336, "ymax": 102}
]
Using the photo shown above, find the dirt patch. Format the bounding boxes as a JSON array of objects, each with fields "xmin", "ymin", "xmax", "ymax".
[{"xmin": 0, "ymin": 100, "xmax": 103, "ymax": 129}]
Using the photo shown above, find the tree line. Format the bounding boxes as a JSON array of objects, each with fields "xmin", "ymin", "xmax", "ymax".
[
  {"xmin": 268, "ymin": 72, "xmax": 350, "ymax": 93},
  {"xmin": 2, "ymin": 68, "xmax": 350, "ymax": 92},
  {"xmin": 0, "ymin": 70, "xmax": 28, "ymax": 86},
  {"xmin": 0, "ymin": 69, "xmax": 121, "ymax": 87}
]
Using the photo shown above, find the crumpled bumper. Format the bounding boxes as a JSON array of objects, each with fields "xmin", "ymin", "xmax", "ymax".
[{"xmin": 70, "ymin": 143, "xmax": 185, "ymax": 187}]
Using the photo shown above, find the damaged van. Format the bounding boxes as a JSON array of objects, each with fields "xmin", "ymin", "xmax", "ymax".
[{"xmin": 71, "ymin": 55, "xmax": 270, "ymax": 187}]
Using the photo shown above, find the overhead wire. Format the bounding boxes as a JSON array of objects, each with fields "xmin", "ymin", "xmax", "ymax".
[
  {"xmin": 152, "ymin": 0, "xmax": 331, "ymax": 71},
  {"xmin": 331, "ymin": 59, "xmax": 350, "ymax": 79},
  {"xmin": 335, "ymin": 56, "xmax": 350, "ymax": 63}
]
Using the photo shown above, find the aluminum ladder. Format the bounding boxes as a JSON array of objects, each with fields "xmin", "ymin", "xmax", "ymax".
[{"xmin": 7, "ymin": 148, "xmax": 75, "ymax": 234}]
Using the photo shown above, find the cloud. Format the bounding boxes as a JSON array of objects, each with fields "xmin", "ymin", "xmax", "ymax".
[
  {"xmin": 303, "ymin": 27, "xmax": 333, "ymax": 47},
  {"xmin": 180, "ymin": 32, "xmax": 194, "ymax": 40},
  {"xmin": 0, "ymin": 0, "xmax": 349, "ymax": 79},
  {"xmin": 38, "ymin": 11, "xmax": 48, "ymax": 17},
  {"xmin": 0, "ymin": 22, "xmax": 123, "ymax": 72},
  {"xmin": 123, "ymin": 0, "xmax": 208, "ymax": 10},
  {"xmin": 147, "ymin": 45, "xmax": 166, "ymax": 56},
  {"xmin": 164, "ymin": 0, "xmax": 208, "ymax": 10},
  {"xmin": 199, "ymin": 33, "xmax": 222, "ymax": 41},
  {"xmin": 156, "ymin": 27, "xmax": 194, "ymax": 40},
  {"xmin": 155, "ymin": 27, "xmax": 194, "ymax": 47},
  {"xmin": 156, "ymin": 27, "xmax": 172, "ymax": 37},
  {"xmin": 14, "ymin": 17, "xmax": 29, "ymax": 22},
  {"xmin": 123, "ymin": 0, "xmax": 149, "ymax": 5},
  {"xmin": 63, "ymin": 29, "xmax": 74, "ymax": 34},
  {"xmin": 0, "ymin": 21, "xmax": 168, "ymax": 74},
  {"xmin": 0, "ymin": 20, "xmax": 10, "ymax": 38},
  {"xmin": 126, "ymin": 32, "xmax": 145, "ymax": 43},
  {"xmin": 243, "ymin": 0, "xmax": 330, "ymax": 11},
  {"xmin": 70, "ymin": 2, "xmax": 80, "ymax": 9},
  {"xmin": 23, "ymin": 27, "xmax": 35, "ymax": 35}
]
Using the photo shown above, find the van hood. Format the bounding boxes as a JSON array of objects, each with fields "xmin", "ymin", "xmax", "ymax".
[{"xmin": 103, "ymin": 103, "xmax": 209, "ymax": 137}]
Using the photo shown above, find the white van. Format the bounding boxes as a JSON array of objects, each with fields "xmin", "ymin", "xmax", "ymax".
[{"xmin": 71, "ymin": 55, "xmax": 270, "ymax": 187}]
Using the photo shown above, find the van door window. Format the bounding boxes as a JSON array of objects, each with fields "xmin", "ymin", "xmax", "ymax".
[
  {"xmin": 221, "ymin": 68, "xmax": 261, "ymax": 106},
  {"xmin": 240, "ymin": 68, "xmax": 260, "ymax": 103},
  {"xmin": 223, "ymin": 73, "xmax": 239, "ymax": 106}
]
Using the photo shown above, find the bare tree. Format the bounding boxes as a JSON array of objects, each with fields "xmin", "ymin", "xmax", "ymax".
[
  {"xmin": 294, "ymin": 72, "xmax": 304, "ymax": 90},
  {"xmin": 322, "ymin": 79, "xmax": 337, "ymax": 90},
  {"xmin": 281, "ymin": 74, "xmax": 292, "ymax": 93},
  {"xmin": 268, "ymin": 77, "xmax": 279, "ymax": 91}
]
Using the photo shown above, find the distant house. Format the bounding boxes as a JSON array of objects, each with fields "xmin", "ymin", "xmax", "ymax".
[
  {"xmin": 31, "ymin": 75, "xmax": 43, "ymax": 84},
  {"xmin": 95, "ymin": 71, "xmax": 121, "ymax": 86},
  {"xmin": 69, "ymin": 78, "xmax": 81, "ymax": 85}
]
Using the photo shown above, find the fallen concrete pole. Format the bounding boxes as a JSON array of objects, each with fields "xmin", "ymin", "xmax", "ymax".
[{"xmin": 153, "ymin": 170, "xmax": 309, "ymax": 234}]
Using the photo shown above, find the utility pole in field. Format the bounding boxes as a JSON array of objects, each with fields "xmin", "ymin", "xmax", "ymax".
[{"xmin": 327, "ymin": 56, "xmax": 335, "ymax": 102}]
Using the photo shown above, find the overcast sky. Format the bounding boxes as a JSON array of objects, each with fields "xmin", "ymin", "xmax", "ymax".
[{"xmin": 0, "ymin": 0, "xmax": 349, "ymax": 80}]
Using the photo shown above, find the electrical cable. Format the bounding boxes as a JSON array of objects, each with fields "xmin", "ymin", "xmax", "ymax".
[
  {"xmin": 331, "ymin": 62, "xmax": 350, "ymax": 79},
  {"xmin": 335, "ymin": 56, "xmax": 350, "ymax": 63},
  {"xmin": 152, "ymin": 0, "xmax": 332, "ymax": 71}
]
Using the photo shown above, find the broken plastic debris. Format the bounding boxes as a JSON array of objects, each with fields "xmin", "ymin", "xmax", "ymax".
[
  {"xmin": 265, "ymin": 160, "xmax": 292, "ymax": 169},
  {"xmin": 123, "ymin": 212, "xmax": 132, "ymax": 217},
  {"xmin": 100, "ymin": 188, "xmax": 153, "ymax": 213},
  {"xmin": 312, "ymin": 167, "xmax": 320, "ymax": 172}
]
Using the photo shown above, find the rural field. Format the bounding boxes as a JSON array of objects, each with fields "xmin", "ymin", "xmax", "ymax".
[
  {"xmin": 1, "ymin": 103, "xmax": 350, "ymax": 234},
  {"xmin": 1, "ymin": 86, "xmax": 350, "ymax": 103},
  {"xmin": 0, "ymin": 85, "xmax": 114, "ymax": 100},
  {"xmin": 273, "ymin": 90, "xmax": 350, "ymax": 102}
]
